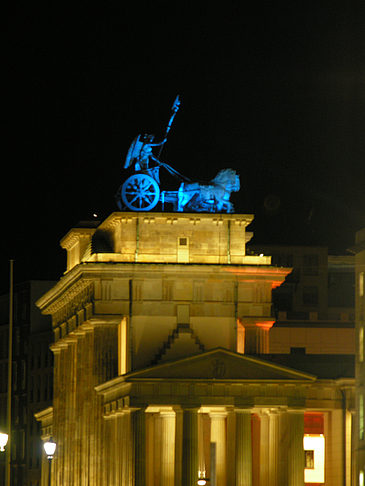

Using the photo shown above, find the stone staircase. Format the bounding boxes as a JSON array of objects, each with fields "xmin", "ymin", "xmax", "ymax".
[{"xmin": 151, "ymin": 323, "xmax": 205, "ymax": 365}]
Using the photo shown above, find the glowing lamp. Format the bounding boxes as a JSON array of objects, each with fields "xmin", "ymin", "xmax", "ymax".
[
  {"xmin": 0, "ymin": 432, "xmax": 8, "ymax": 452},
  {"xmin": 197, "ymin": 480, "xmax": 207, "ymax": 485},
  {"xmin": 44, "ymin": 439, "xmax": 56, "ymax": 459}
]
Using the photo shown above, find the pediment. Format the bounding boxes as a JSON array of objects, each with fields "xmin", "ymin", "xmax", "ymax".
[{"xmin": 126, "ymin": 348, "xmax": 316, "ymax": 382}]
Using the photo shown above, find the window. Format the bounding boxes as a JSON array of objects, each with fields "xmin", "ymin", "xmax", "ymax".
[
  {"xmin": 360, "ymin": 272, "xmax": 364, "ymax": 297},
  {"xmin": 303, "ymin": 286, "xmax": 319, "ymax": 306},
  {"xmin": 304, "ymin": 450, "xmax": 314, "ymax": 469},
  {"xmin": 30, "ymin": 377, "xmax": 34, "ymax": 403},
  {"xmin": 303, "ymin": 254, "xmax": 319, "ymax": 276},
  {"xmin": 37, "ymin": 375, "xmax": 41, "ymax": 402},
  {"xmin": 177, "ymin": 236, "xmax": 189, "ymax": 263},
  {"xmin": 21, "ymin": 360, "xmax": 26, "ymax": 390},
  {"xmin": 272, "ymin": 253, "xmax": 293, "ymax": 267},
  {"xmin": 19, "ymin": 429, "xmax": 25, "ymax": 460},
  {"xmin": 360, "ymin": 394, "xmax": 364, "ymax": 441},
  {"xmin": 360, "ymin": 327, "xmax": 364, "ymax": 363},
  {"xmin": 118, "ymin": 317, "xmax": 128, "ymax": 375},
  {"xmin": 12, "ymin": 362, "xmax": 17, "ymax": 391}
]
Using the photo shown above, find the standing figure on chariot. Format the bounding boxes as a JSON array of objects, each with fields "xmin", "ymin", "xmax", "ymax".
[
  {"xmin": 123, "ymin": 133, "xmax": 165, "ymax": 183},
  {"xmin": 123, "ymin": 96, "xmax": 181, "ymax": 185}
]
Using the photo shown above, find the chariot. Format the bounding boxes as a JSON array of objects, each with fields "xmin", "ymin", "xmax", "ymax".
[{"xmin": 115, "ymin": 97, "xmax": 240, "ymax": 213}]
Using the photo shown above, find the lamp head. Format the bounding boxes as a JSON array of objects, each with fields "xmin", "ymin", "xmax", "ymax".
[
  {"xmin": 0, "ymin": 432, "xmax": 8, "ymax": 452},
  {"xmin": 44, "ymin": 438, "xmax": 56, "ymax": 459}
]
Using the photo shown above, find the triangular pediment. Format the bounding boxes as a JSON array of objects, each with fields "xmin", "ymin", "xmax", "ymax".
[{"xmin": 126, "ymin": 348, "xmax": 316, "ymax": 382}]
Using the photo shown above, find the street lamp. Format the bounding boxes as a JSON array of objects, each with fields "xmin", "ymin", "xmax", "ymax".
[
  {"xmin": 0, "ymin": 433, "xmax": 8, "ymax": 452},
  {"xmin": 43, "ymin": 439, "xmax": 56, "ymax": 486},
  {"xmin": 197, "ymin": 470, "xmax": 209, "ymax": 485}
]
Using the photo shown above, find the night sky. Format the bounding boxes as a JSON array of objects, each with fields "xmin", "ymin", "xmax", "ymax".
[{"xmin": 2, "ymin": 3, "xmax": 365, "ymax": 292}]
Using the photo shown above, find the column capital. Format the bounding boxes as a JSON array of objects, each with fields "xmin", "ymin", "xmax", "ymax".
[
  {"xmin": 234, "ymin": 407, "xmax": 252, "ymax": 414},
  {"xmin": 287, "ymin": 408, "xmax": 305, "ymax": 414}
]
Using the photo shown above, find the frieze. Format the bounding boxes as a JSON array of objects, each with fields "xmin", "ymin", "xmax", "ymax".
[{"xmin": 48, "ymin": 280, "xmax": 94, "ymax": 330}]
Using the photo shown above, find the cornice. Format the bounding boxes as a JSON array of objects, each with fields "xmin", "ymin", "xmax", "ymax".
[
  {"xmin": 34, "ymin": 406, "xmax": 53, "ymax": 423},
  {"xmin": 36, "ymin": 261, "xmax": 292, "ymax": 315},
  {"xmin": 36, "ymin": 265, "xmax": 93, "ymax": 312},
  {"xmin": 60, "ymin": 227, "xmax": 96, "ymax": 250},
  {"xmin": 99, "ymin": 211, "xmax": 255, "ymax": 228}
]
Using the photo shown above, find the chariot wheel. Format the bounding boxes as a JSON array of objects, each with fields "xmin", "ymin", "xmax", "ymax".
[{"xmin": 121, "ymin": 173, "xmax": 160, "ymax": 211}]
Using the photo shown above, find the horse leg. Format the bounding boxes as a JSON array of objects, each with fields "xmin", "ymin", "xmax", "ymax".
[{"xmin": 177, "ymin": 184, "xmax": 185, "ymax": 212}]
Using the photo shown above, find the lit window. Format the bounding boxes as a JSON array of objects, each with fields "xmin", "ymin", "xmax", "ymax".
[
  {"xmin": 360, "ymin": 470, "xmax": 364, "ymax": 486},
  {"xmin": 118, "ymin": 317, "xmax": 128, "ymax": 375},
  {"xmin": 360, "ymin": 327, "xmax": 364, "ymax": 363},
  {"xmin": 304, "ymin": 435, "xmax": 325, "ymax": 484},
  {"xmin": 360, "ymin": 272, "xmax": 364, "ymax": 297}
]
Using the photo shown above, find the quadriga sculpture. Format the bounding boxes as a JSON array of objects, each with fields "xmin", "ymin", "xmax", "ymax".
[{"xmin": 116, "ymin": 96, "xmax": 240, "ymax": 213}]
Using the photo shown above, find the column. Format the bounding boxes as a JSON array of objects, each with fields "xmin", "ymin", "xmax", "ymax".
[
  {"xmin": 287, "ymin": 410, "xmax": 304, "ymax": 486},
  {"xmin": 325, "ymin": 410, "xmax": 344, "ymax": 486},
  {"xmin": 161, "ymin": 411, "xmax": 176, "ymax": 486},
  {"xmin": 226, "ymin": 410, "xmax": 236, "ymax": 485},
  {"xmin": 278, "ymin": 411, "xmax": 289, "ymax": 486},
  {"xmin": 174, "ymin": 409, "xmax": 183, "ymax": 486},
  {"xmin": 210, "ymin": 411, "xmax": 227, "ymax": 486},
  {"xmin": 133, "ymin": 408, "xmax": 146, "ymax": 485},
  {"xmin": 260, "ymin": 412, "xmax": 269, "ymax": 485},
  {"xmin": 235, "ymin": 410, "xmax": 252, "ymax": 486},
  {"xmin": 268, "ymin": 410, "xmax": 280, "ymax": 486},
  {"xmin": 123, "ymin": 411, "xmax": 133, "ymax": 486},
  {"xmin": 240, "ymin": 320, "xmax": 274, "ymax": 354},
  {"xmin": 182, "ymin": 409, "xmax": 199, "ymax": 486}
]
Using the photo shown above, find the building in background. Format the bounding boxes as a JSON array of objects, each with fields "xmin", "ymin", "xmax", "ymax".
[
  {"xmin": 0, "ymin": 280, "xmax": 54, "ymax": 486},
  {"xmin": 349, "ymin": 228, "xmax": 365, "ymax": 486},
  {"xmin": 248, "ymin": 244, "xmax": 355, "ymax": 355},
  {"xmin": 34, "ymin": 212, "xmax": 356, "ymax": 485}
]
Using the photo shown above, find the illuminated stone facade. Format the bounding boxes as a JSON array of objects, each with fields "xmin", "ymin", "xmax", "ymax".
[
  {"xmin": 350, "ymin": 228, "xmax": 365, "ymax": 485},
  {"xmin": 35, "ymin": 212, "xmax": 355, "ymax": 486}
]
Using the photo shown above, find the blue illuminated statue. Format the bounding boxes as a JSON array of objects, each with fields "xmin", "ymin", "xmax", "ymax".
[
  {"xmin": 177, "ymin": 169, "xmax": 240, "ymax": 213},
  {"xmin": 116, "ymin": 96, "xmax": 240, "ymax": 213}
]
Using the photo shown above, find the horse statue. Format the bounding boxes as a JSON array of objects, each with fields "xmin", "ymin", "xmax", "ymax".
[{"xmin": 177, "ymin": 169, "xmax": 240, "ymax": 213}]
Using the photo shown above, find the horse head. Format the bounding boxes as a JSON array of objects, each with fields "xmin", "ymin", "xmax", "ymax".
[{"xmin": 212, "ymin": 169, "xmax": 240, "ymax": 193}]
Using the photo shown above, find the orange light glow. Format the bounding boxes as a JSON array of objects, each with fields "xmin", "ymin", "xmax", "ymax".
[
  {"xmin": 224, "ymin": 267, "xmax": 290, "ymax": 277},
  {"xmin": 255, "ymin": 320, "xmax": 275, "ymax": 330},
  {"xmin": 271, "ymin": 280, "xmax": 285, "ymax": 289}
]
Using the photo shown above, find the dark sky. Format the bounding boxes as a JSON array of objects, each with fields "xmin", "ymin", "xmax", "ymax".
[{"xmin": 2, "ymin": 3, "xmax": 365, "ymax": 292}]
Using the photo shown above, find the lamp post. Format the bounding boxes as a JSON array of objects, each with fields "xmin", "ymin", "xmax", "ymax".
[{"xmin": 43, "ymin": 439, "xmax": 56, "ymax": 486}]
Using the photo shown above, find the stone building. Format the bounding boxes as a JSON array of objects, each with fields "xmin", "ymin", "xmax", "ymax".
[
  {"xmin": 349, "ymin": 228, "xmax": 365, "ymax": 485},
  {"xmin": 0, "ymin": 280, "xmax": 54, "ymax": 486},
  {"xmin": 35, "ymin": 212, "xmax": 355, "ymax": 485}
]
